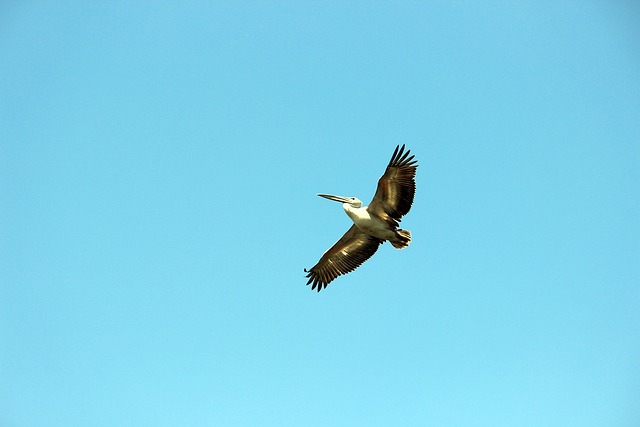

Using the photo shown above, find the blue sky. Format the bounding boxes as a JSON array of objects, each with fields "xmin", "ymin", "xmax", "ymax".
[{"xmin": 1, "ymin": 2, "xmax": 639, "ymax": 426}]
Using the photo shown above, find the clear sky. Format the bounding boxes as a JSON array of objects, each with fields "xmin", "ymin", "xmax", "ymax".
[{"xmin": 1, "ymin": 2, "xmax": 639, "ymax": 426}]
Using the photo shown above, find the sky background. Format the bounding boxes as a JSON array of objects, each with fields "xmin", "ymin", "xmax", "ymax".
[{"xmin": 1, "ymin": 2, "xmax": 639, "ymax": 426}]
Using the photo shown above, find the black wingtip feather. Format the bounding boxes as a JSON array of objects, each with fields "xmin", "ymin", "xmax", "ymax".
[{"xmin": 388, "ymin": 144, "xmax": 419, "ymax": 169}]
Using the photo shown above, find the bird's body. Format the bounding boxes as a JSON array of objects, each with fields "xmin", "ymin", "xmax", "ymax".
[
  {"xmin": 305, "ymin": 145, "xmax": 418, "ymax": 291},
  {"xmin": 341, "ymin": 201, "xmax": 408, "ymax": 244},
  {"xmin": 345, "ymin": 204, "xmax": 390, "ymax": 239}
]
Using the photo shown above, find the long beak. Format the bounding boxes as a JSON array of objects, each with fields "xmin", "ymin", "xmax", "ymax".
[{"xmin": 317, "ymin": 193, "xmax": 351, "ymax": 203}]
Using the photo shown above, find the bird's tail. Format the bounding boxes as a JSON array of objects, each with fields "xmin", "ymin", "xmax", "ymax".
[{"xmin": 391, "ymin": 229, "xmax": 411, "ymax": 249}]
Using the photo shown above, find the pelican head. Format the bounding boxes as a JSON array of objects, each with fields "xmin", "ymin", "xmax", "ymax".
[{"xmin": 317, "ymin": 193, "xmax": 362, "ymax": 208}]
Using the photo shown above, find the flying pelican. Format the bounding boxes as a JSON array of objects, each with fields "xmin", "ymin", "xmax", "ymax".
[{"xmin": 305, "ymin": 144, "xmax": 418, "ymax": 291}]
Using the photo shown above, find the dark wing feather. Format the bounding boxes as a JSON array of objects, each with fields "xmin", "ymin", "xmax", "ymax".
[
  {"xmin": 304, "ymin": 224, "xmax": 383, "ymax": 292},
  {"xmin": 367, "ymin": 144, "xmax": 418, "ymax": 226}
]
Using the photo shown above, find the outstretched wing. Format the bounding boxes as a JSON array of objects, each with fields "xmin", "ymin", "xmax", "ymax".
[
  {"xmin": 305, "ymin": 225, "xmax": 383, "ymax": 292},
  {"xmin": 367, "ymin": 144, "xmax": 418, "ymax": 227}
]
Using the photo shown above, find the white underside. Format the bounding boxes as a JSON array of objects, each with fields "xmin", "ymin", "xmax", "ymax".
[{"xmin": 343, "ymin": 204, "xmax": 397, "ymax": 240}]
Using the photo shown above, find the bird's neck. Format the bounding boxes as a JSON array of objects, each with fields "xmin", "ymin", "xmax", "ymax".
[{"xmin": 343, "ymin": 204, "xmax": 367, "ymax": 222}]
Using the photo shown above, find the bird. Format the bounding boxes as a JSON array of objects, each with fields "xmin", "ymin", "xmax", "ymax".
[{"xmin": 304, "ymin": 144, "xmax": 418, "ymax": 291}]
